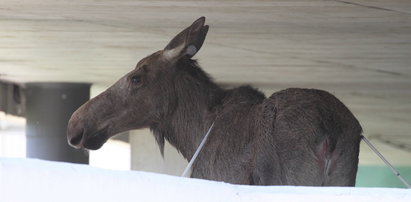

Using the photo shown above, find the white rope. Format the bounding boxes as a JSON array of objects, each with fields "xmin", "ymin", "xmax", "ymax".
[{"xmin": 181, "ymin": 121, "xmax": 215, "ymax": 177}]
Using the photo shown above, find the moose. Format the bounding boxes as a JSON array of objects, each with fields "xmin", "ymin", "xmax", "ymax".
[{"xmin": 67, "ymin": 17, "xmax": 362, "ymax": 186}]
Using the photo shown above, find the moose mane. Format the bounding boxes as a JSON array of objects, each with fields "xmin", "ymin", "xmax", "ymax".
[
  {"xmin": 150, "ymin": 57, "xmax": 267, "ymax": 159},
  {"xmin": 150, "ymin": 57, "xmax": 225, "ymax": 158}
]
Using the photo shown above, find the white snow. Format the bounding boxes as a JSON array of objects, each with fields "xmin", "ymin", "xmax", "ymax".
[{"xmin": 1, "ymin": 158, "xmax": 410, "ymax": 202}]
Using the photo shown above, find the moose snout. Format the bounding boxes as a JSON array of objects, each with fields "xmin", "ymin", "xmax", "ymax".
[
  {"xmin": 67, "ymin": 105, "xmax": 112, "ymax": 150},
  {"xmin": 67, "ymin": 117, "xmax": 86, "ymax": 149}
]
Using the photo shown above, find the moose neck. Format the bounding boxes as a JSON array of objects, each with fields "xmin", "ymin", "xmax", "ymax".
[{"xmin": 151, "ymin": 59, "xmax": 224, "ymax": 161}]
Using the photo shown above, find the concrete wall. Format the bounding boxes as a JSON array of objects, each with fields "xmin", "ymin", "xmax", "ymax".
[
  {"xmin": 130, "ymin": 129, "xmax": 187, "ymax": 176},
  {"xmin": 356, "ymin": 166, "xmax": 411, "ymax": 188}
]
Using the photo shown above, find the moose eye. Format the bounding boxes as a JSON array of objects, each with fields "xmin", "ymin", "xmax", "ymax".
[{"xmin": 131, "ymin": 76, "xmax": 141, "ymax": 84}]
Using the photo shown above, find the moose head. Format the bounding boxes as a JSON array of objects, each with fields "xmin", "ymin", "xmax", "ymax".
[{"xmin": 67, "ymin": 17, "xmax": 210, "ymax": 150}]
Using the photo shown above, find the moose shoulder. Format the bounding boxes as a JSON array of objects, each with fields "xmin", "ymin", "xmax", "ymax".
[{"xmin": 67, "ymin": 17, "xmax": 362, "ymax": 186}]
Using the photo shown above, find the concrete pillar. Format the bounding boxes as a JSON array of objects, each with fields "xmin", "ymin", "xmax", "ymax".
[
  {"xmin": 0, "ymin": 81, "xmax": 25, "ymax": 116},
  {"xmin": 25, "ymin": 83, "xmax": 90, "ymax": 164}
]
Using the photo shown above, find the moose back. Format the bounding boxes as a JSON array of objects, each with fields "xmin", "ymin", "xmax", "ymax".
[{"xmin": 67, "ymin": 17, "xmax": 362, "ymax": 186}]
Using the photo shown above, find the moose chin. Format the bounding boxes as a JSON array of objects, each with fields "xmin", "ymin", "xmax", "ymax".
[{"xmin": 67, "ymin": 17, "xmax": 362, "ymax": 186}]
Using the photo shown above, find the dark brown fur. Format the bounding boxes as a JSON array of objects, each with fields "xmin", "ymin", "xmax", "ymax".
[{"xmin": 67, "ymin": 17, "xmax": 362, "ymax": 186}]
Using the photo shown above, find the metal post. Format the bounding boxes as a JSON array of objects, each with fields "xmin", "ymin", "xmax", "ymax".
[{"xmin": 25, "ymin": 83, "xmax": 90, "ymax": 164}]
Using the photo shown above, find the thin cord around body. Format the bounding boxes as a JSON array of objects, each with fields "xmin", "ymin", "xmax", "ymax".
[{"xmin": 181, "ymin": 121, "xmax": 216, "ymax": 177}]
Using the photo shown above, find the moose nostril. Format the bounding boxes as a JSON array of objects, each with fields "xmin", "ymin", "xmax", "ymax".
[{"xmin": 69, "ymin": 133, "xmax": 83, "ymax": 146}]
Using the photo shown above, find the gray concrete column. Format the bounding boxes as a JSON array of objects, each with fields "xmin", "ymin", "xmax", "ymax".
[{"xmin": 25, "ymin": 83, "xmax": 90, "ymax": 164}]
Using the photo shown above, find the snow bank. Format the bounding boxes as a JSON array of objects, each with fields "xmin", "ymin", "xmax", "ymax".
[{"xmin": 1, "ymin": 158, "xmax": 410, "ymax": 202}]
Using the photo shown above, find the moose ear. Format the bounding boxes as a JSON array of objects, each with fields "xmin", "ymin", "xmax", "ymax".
[{"xmin": 163, "ymin": 17, "xmax": 209, "ymax": 60}]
